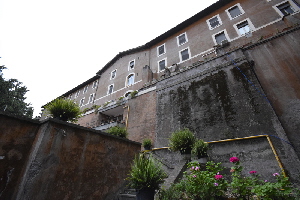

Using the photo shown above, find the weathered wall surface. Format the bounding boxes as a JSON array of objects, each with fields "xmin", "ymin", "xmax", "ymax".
[
  {"xmin": 245, "ymin": 28, "xmax": 300, "ymax": 157},
  {"xmin": 0, "ymin": 114, "xmax": 141, "ymax": 200},
  {"xmin": 127, "ymin": 90, "xmax": 157, "ymax": 146},
  {"xmin": 0, "ymin": 114, "xmax": 40, "ymax": 200},
  {"xmin": 155, "ymin": 49, "xmax": 300, "ymax": 182}
]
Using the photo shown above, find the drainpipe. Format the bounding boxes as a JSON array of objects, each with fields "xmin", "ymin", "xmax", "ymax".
[{"xmin": 123, "ymin": 105, "xmax": 130, "ymax": 130}]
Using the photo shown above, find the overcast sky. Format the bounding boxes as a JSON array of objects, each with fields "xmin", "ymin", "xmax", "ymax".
[{"xmin": 0, "ymin": 0, "xmax": 218, "ymax": 117}]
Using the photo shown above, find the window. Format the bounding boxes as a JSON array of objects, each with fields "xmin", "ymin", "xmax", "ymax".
[
  {"xmin": 234, "ymin": 19, "xmax": 255, "ymax": 37},
  {"xmin": 237, "ymin": 21, "xmax": 250, "ymax": 35},
  {"xmin": 79, "ymin": 98, "xmax": 85, "ymax": 107},
  {"xmin": 129, "ymin": 60, "xmax": 135, "ymax": 70},
  {"xmin": 111, "ymin": 70, "xmax": 116, "ymax": 79},
  {"xmin": 75, "ymin": 90, "xmax": 80, "ymax": 98},
  {"xmin": 277, "ymin": 2, "xmax": 295, "ymax": 15},
  {"xmin": 92, "ymin": 80, "xmax": 98, "ymax": 89},
  {"xmin": 89, "ymin": 93, "xmax": 95, "ymax": 103},
  {"xmin": 158, "ymin": 59, "xmax": 167, "ymax": 71},
  {"xmin": 226, "ymin": 3, "xmax": 245, "ymax": 20},
  {"xmin": 127, "ymin": 74, "xmax": 134, "ymax": 86},
  {"xmin": 207, "ymin": 15, "xmax": 222, "ymax": 30},
  {"xmin": 177, "ymin": 33, "xmax": 188, "ymax": 46},
  {"xmin": 83, "ymin": 86, "xmax": 88, "ymax": 94},
  {"xmin": 157, "ymin": 44, "xmax": 165, "ymax": 56},
  {"xmin": 214, "ymin": 31, "xmax": 228, "ymax": 44},
  {"xmin": 179, "ymin": 48, "xmax": 190, "ymax": 62},
  {"xmin": 108, "ymin": 85, "xmax": 114, "ymax": 94}
]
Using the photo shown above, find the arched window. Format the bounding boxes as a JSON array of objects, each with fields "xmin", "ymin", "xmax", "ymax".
[
  {"xmin": 127, "ymin": 74, "xmax": 134, "ymax": 86},
  {"xmin": 108, "ymin": 84, "xmax": 114, "ymax": 94}
]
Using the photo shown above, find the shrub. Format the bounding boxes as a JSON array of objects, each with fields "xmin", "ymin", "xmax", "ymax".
[
  {"xmin": 142, "ymin": 138, "xmax": 152, "ymax": 149},
  {"xmin": 169, "ymin": 128, "xmax": 196, "ymax": 154},
  {"xmin": 127, "ymin": 153, "xmax": 167, "ymax": 190},
  {"xmin": 191, "ymin": 139, "xmax": 209, "ymax": 158},
  {"xmin": 106, "ymin": 126, "xmax": 128, "ymax": 138},
  {"xmin": 130, "ymin": 90, "xmax": 138, "ymax": 98},
  {"xmin": 44, "ymin": 98, "xmax": 82, "ymax": 122}
]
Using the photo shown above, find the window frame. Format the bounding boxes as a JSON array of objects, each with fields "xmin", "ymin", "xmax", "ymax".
[
  {"xmin": 92, "ymin": 80, "xmax": 98, "ymax": 89},
  {"xmin": 273, "ymin": 0, "xmax": 299, "ymax": 17},
  {"xmin": 107, "ymin": 84, "xmax": 114, "ymax": 95},
  {"xmin": 212, "ymin": 30, "xmax": 230, "ymax": 45},
  {"xmin": 158, "ymin": 58, "xmax": 167, "ymax": 72},
  {"xmin": 83, "ymin": 86, "xmax": 89, "ymax": 94},
  {"xmin": 128, "ymin": 59, "xmax": 135, "ymax": 71},
  {"xmin": 233, "ymin": 18, "xmax": 256, "ymax": 37},
  {"xmin": 110, "ymin": 69, "xmax": 117, "ymax": 80},
  {"xmin": 79, "ymin": 98, "xmax": 85, "ymax": 107},
  {"xmin": 179, "ymin": 47, "xmax": 191, "ymax": 62},
  {"xmin": 126, "ymin": 73, "xmax": 135, "ymax": 87},
  {"xmin": 177, "ymin": 32, "xmax": 188, "ymax": 46},
  {"xmin": 88, "ymin": 93, "xmax": 95, "ymax": 104},
  {"xmin": 225, "ymin": 3, "xmax": 245, "ymax": 20},
  {"xmin": 75, "ymin": 90, "xmax": 80, "ymax": 98},
  {"xmin": 157, "ymin": 43, "xmax": 166, "ymax": 57},
  {"xmin": 206, "ymin": 14, "xmax": 223, "ymax": 30}
]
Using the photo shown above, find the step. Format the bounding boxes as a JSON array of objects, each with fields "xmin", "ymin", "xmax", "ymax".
[{"xmin": 118, "ymin": 193, "xmax": 136, "ymax": 200}]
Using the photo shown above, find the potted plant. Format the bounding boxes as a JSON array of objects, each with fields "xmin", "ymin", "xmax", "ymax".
[
  {"xmin": 192, "ymin": 139, "xmax": 209, "ymax": 163},
  {"xmin": 44, "ymin": 98, "xmax": 82, "ymax": 122},
  {"xmin": 127, "ymin": 153, "xmax": 167, "ymax": 200},
  {"xmin": 169, "ymin": 128, "xmax": 196, "ymax": 155},
  {"xmin": 142, "ymin": 138, "xmax": 152, "ymax": 150},
  {"xmin": 106, "ymin": 126, "xmax": 128, "ymax": 138}
]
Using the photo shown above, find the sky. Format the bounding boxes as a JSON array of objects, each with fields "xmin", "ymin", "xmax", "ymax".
[{"xmin": 0, "ymin": 0, "xmax": 218, "ymax": 117}]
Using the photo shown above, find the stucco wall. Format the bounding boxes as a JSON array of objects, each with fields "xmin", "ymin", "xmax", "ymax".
[{"xmin": 0, "ymin": 113, "xmax": 141, "ymax": 200}]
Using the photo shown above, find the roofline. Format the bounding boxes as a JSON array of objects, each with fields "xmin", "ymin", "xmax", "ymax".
[{"xmin": 96, "ymin": 0, "xmax": 233, "ymax": 75}]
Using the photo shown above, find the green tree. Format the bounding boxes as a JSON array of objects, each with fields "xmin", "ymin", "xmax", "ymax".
[{"xmin": 0, "ymin": 65, "xmax": 33, "ymax": 118}]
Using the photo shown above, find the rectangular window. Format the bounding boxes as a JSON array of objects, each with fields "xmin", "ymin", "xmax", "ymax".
[
  {"xmin": 108, "ymin": 85, "xmax": 114, "ymax": 94},
  {"xmin": 277, "ymin": 2, "xmax": 295, "ymax": 15},
  {"xmin": 89, "ymin": 93, "xmax": 95, "ymax": 103},
  {"xmin": 111, "ymin": 70, "xmax": 116, "ymax": 79},
  {"xmin": 157, "ymin": 44, "xmax": 165, "ymax": 56},
  {"xmin": 215, "ymin": 32, "xmax": 228, "ymax": 44},
  {"xmin": 83, "ymin": 86, "xmax": 88, "ymax": 94},
  {"xmin": 79, "ymin": 98, "xmax": 85, "ymax": 107},
  {"xmin": 237, "ymin": 21, "xmax": 250, "ymax": 35},
  {"xmin": 177, "ymin": 33, "xmax": 187, "ymax": 46},
  {"xmin": 226, "ymin": 3, "xmax": 245, "ymax": 20},
  {"xmin": 129, "ymin": 60, "xmax": 135, "ymax": 70},
  {"xmin": 92, "ymin": 80, "xmax": 98, "ymax": 89},
  {"xmin": 207, "ymin": 15, "xmax": 222, "ymax": 30},
  {"xmin": 158, "ymin": 59, "xmax": 166, "ymax": 71},
  {"xmin": 127, "ymin": 74, "xmax": 134, "ymax": 86},
  {"xmin": 180, "ymin": 48, "xmax": 190, "ymax": 62}
]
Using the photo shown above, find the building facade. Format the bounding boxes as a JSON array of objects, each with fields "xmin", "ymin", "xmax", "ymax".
[{"xmin": 41, "ymin": 0, "xmax": 300, "ymax": 162}]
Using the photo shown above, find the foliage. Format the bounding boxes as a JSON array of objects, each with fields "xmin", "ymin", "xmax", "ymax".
[
  {"xmin": 0, "ymin": 66, "xmax": 33, "ymax": 118},
  {"xmin": 191, "ymin": 139, "xmax": 209, "ymax": 158},
  {"xmin": 169, "ymin": 128, "xmax": 196, "ymax": 154},
  {"xmin": 142, "ymin": 138, "xmax": 152, "ymax": 148},
  {"xmin": 103, "ymin": 101, "xmax": 111, "ymax": 107},
  {"xmin": 44, "ymin": 98, "xmax": 82, "ymax": 122},
  {"xmin": 130, "ymin": 90, "xmax": 138, "ymax": 98},
  {"xmin": 127, "ymin": 153, "xmax": 167, "ymax": 190},
  {"xmin": 106, "ymin": 126, "xmax": 128, "ymax": 138},
  {"xmin": 158, "ymin": 157, "xmax": 300, "ymax": 200}
]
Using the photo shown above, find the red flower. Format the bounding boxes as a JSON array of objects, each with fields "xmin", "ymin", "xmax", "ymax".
[
  {"xmin": 214, "ymin": 175, "xmax": 223, "ymax": 180},
  {"xmin": 230, "ymin": 157, "xmax": 239, "ymax": 163},
  {"xmin": 249, "ymin": 171, "xmax": 257, "ymax": 174}
]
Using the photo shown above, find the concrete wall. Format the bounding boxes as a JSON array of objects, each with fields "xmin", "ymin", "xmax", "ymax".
[
  {"xmin": 0, "ymin": 113, "xmax": 141, "ymax": 200},
  {"xmin": 155, "ymin": 49, "xmax": 300, "ymax": 183},
  {"xmin": 245, "ymin": 27, "xmax": 300, "ymax": 157}
]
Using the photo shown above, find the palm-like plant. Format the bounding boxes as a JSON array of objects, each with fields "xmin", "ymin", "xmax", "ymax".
[{"xmin": 44, "ymin": 98, "xmax": 82, "ymax": 122}]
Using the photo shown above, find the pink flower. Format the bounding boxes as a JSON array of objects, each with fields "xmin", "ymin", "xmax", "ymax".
[
  {"xmin": 230, "ymin": 157, "xmax": 240, "ymax": 163},
  {"xmin": 195, "ymin": 166, "xmax": 200, "ymax": 171},
  {"xmin": 273, "ymin": 173, "xmax": 280, "ymax": 176},
  {"xmin": 193, "ymin": 175, "xmax": 197, "ymax": 178},
  {"xmin": 191, "ymin": 166, "xmax": 195, "ymax": 170},
  {"xmin": 230, "ymin": 168, "xmax": 235, "ymax": 173},
  {"xmin": 214, "ymin": 183, "xmax": 219, "ymax": 186},
  {"xmin": 249, "ymin": 171, "xmax": 257, "ymax": 174},
  {"xmin": 264, "ymin": 180, "xmax": 268, "ymax": 182},
  {"xmin": 214, "ymin": 175, "xmax": 223, "ymax": 180}
]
